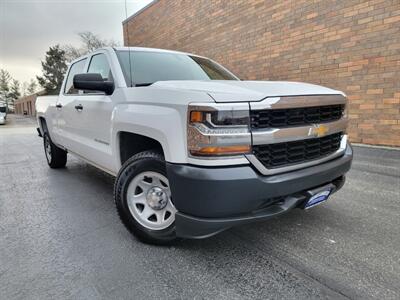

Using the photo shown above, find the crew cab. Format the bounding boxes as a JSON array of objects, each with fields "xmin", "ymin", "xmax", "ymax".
[{"xmin": 36, "ymin": 47, "xmax": 352, "ymax": 244}]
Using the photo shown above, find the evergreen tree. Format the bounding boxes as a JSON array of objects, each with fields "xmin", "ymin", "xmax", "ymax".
[
  {"xmin": 9, "ymin": 79, "xmax": 21, "ymax": 111},
  {"xmin": 36, "ymin": 45, "xmax": 67, "ymax": 95},
  {"xmin": 0, "ymin": 69, "xmax": 11, "ymax": 110}
]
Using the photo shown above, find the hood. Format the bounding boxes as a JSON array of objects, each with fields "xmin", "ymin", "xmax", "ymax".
[{"xmin": 152, "ymin": 80, "xmax": 343, "ymax": 102}]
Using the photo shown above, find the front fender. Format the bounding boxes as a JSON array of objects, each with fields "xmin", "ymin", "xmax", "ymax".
[{"xmin": 111, "ymin": 103, "xmax": 187, "ymax": 169}]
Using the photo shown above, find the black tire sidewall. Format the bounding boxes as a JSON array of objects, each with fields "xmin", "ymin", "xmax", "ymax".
[
  {"xmin": 43, "ymin": 132, "xmax": 67, "ymax": 168},
  {"xmin": 114, "ymin": 152, "xmax": 176, "ymax": 245},
  {"xmin": 43, "ymin": 133, "xmax": 53, "ymax": 165}
]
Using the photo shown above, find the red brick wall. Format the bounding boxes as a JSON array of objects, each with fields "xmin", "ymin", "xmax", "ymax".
[{"xmin": 124, "ymin": 0, "xmax": 400, "ymax": 146}]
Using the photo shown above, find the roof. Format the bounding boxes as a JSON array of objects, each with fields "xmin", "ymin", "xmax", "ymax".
[
  {"xmin": 113, "ymin": 46, "xmax": 194, "ymax": 56},
  {"xmin": 122, "ymin": 0, "xmax": 159, "ymax": 25},
  {"xmin": 65, "ymin": 47, "xmax": 204, "ymax": 66}
]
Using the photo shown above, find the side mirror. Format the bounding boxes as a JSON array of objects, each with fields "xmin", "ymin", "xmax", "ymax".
[{"xmin": 73, "ymin": 73, "xmax": 114, "ymax": 95}]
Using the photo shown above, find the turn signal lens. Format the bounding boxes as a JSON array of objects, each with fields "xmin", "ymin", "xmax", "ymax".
[
  {"xmin": 190, "ymin": 111, "xmax": 203, "ymax": 123},
  {"xmin": 190, "ymin": 145, "xmax": 251, "ymax": 156}
]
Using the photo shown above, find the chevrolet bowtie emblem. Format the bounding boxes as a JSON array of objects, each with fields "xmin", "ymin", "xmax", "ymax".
[{"xmin": 309, "ymin": 124, "xmax": 329, "ymax": 138}]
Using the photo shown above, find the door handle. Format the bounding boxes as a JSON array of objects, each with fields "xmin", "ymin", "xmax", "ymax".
[
  {"xmin": 56, "ymin": 103, "xmax": 62, "ymax": 109},
  {"xmin": 74, "ymin": 104, "xmax": 83, "ymax": 111}
]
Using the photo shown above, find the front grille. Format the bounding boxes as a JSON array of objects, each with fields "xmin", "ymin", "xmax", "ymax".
[
  {"xmin": 252, "ymin": 132, "xmax": 343, "ymax": 169},
  {"xmin": 250, "ymin": 105, "xmax": 344, "ymax": 129}
]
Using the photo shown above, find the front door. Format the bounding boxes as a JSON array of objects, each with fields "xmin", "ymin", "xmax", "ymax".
[{"xmin": 67, "ymin": 52, "xmax": 115, "ymax": 172}]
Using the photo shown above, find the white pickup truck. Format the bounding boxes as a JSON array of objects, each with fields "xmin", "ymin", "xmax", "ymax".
[{"xmin": 36, "ymin": 47, "xmax": 352, "ymax": 244}]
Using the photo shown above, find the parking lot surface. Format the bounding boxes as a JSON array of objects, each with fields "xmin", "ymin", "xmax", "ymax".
[{"xmin": 1, "ymin": 115, "xmax": 399, "ymax": 299}]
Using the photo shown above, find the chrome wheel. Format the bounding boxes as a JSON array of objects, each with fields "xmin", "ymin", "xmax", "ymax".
[
  {"xmin": 44, "ymin": 135, "xmax": 52, "ymax": 163},
  {"xmin": 126, "ymin": 171, "xmax": 176, "ymax": 230}
]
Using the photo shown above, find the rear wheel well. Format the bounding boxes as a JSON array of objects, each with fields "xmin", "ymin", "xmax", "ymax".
[{"xmin": 119, "ymin": 132, "xmax": 164, "ymax": 165}]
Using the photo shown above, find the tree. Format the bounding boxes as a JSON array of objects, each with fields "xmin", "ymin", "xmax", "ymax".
[
  {"xmin": 21, "ymin": 79, "xmax": 39, "ymax": 96},
  {"xmin": 21, "ymin": 81, "xmax": 29, "ymax": 97},
  {"xmin": 36, "ymin": 45, "xmax": 67, "ymax": 95},
  {"xmin": 8, "ymin": 79, "xmax": 21, "ymax": 111},
  {"xmin": 64, "ymin": 31, "xmax": 118, "ymax": 61},
  {"xmin": 27, "ymin": 79, "xmax": 38, "ymax": 95},
  {"xmin": 0, "ymin": 69, "xmax": 11, "ymax": 110}
]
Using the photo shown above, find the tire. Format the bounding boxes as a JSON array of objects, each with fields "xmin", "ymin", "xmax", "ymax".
[
  {"xmin": 114, "ymin": 150, "xmax": 177, "ymax": 245},
  {"xmin": 43, "ymin": 132, "xmax": 67, "ymax": 168}
]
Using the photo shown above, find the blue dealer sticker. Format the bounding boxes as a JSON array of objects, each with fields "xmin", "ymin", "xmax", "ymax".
[{"xmin": 305, "ymin": 190, "xmax": 331, "ymax": 209}]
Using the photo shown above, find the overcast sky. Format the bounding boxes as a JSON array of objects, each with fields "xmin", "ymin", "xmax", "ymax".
[{"xmin": 0, "ymin": 0, "xmax": 153, "ymax": 83}]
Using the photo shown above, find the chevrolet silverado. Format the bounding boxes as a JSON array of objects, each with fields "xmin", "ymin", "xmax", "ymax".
[{"xmin": 36, "ymin": 47, "xmax": 353, "ymax": 244}]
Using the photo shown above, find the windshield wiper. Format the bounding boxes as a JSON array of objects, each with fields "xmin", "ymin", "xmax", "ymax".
[{"xmin": 134, "ymin": 83, "xmax": 153, "ymax": 87}]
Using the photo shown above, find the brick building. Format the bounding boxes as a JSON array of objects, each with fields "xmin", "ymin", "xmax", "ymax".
[
  {"xmin": 123, "ymin": 0, "xmax": 399, "ymax": 147},
  {"xmin": 14, "ymin": 92, "xmax": 43, "ymax": 116}
]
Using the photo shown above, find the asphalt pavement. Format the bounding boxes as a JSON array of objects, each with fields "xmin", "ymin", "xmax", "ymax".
[{"xmin": 1, "ymin": 114, "xmax": 399, "ymax": 299}]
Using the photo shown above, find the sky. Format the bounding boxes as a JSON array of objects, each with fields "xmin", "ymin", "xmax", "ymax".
[{"xmin": 0, "ymin": 0, "xmax": 153, "ymax": 83}]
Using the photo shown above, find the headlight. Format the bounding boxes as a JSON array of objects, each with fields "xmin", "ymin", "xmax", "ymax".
[{"xmin": 187, "ymin": 104, "xmax": 251, "ymax": 157}]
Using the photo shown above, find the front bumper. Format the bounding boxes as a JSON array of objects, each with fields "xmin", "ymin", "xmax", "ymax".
[{"xmin": 167, "ymin": 143, "xmax": 353, "ymax": 238}]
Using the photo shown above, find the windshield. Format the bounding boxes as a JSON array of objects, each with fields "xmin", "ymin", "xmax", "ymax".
[
  {"xmin": 116, "ymin": 50, "xmax": 238, "ymax": 87},
  {"xmin": 0, "ymin": 107, "xmax": 6, "ymax": 113}
]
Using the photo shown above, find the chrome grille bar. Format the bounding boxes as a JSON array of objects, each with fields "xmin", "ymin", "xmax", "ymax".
[
  {"xmin": 252, "ymin": 118, "xmax": 348, "ymax": 145},
  {"xmin": 250, "ymin": 94, "xmax": 346, "ymax": 110}
]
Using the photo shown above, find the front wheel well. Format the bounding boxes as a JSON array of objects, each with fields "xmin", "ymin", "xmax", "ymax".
[
  {"xmin": 119, "ymin": 132, "xmax": 164, "ymax": 165},
  {"xmin": 38, "ymin": 117, "xmax": 47, "ymax": 134}
]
